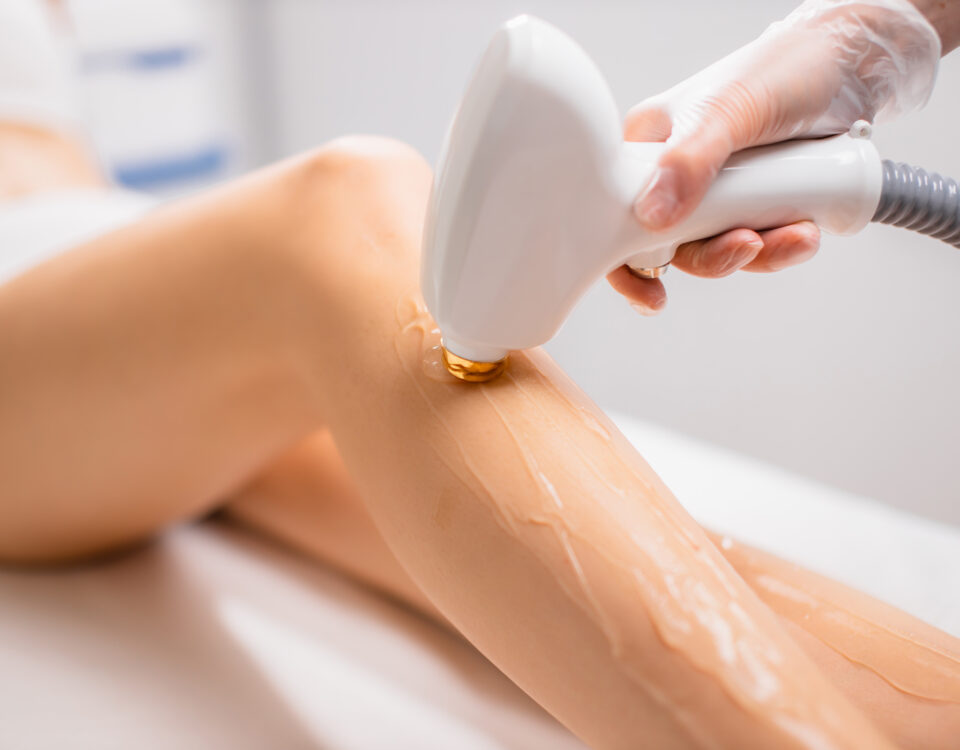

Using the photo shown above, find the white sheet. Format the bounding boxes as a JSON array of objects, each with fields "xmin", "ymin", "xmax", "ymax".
[
  {"xmin": 0, "ymin": 188, "xmax": 152, "ymax": 284},
  {"xmin": 0, "ymin": 521, "xmax": 583, "ymax": 750},
  {"xmin": 1, "ymin": 417, "xmax": 958, "ymax": 749}
]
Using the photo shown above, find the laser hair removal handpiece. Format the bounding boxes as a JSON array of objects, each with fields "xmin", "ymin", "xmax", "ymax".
[{"xmin": 421, "ymin": 15, "xmax": 960, "ymax": 382}]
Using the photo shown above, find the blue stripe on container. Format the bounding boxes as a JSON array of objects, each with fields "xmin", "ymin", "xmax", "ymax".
[
  {"xmin": 129, "ymin": 46, "xmax": 201, "ymax": 70},
  {"xmin": 113, "ymin": 145, "xmax": 228, "ymax": 190},
  {"xmin": 81, "ymin": 45, "xmax": 203, "ymax": 73}
]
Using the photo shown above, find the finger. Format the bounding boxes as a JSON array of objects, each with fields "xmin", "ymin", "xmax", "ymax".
[
  {"xmin": 606, "ymin": 265, "xmax": 667, "ymax": 315},
  {"xmin": 741, "ymin": 221, "xmax": 820, "ymax": 273},
  {"xmin": 633, "ymin": 120, "xmax": 735, "ymax": 232},
  {"xmin": 624, "ymin": 102, "xmax": 673, "ymax": 143},
  {"xmin": 673, "ymin": 228, "xmax": 764, "ymax": 278}
]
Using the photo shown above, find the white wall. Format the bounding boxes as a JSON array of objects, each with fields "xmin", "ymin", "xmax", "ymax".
[{"xmin": 248, "ymin": 0, "xmax": 960, "ymax": 526}]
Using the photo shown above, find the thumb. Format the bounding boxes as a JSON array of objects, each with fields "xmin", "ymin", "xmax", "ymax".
[
  {"xmin": 632, "ymin": 114, "xmax": 736, "ymax": 231},
  {"xmin": 624, "ymin": 101, "xmax": 673, "ymax": 142}
]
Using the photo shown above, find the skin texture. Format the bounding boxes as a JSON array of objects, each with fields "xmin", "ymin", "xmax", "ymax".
[
  {"xmin": 227, "ymin": 429, "xmax": 960, "ymax": 750},
  {"xmin": 0, "ymin": 135, "xmax": 897, "ymax": 748}
]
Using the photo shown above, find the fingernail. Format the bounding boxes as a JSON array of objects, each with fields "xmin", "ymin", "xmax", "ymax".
[
  {"xmin": 634, "ymin": 167, "xmax": 680, "ymax": 230},
  {"xmin": 631, "ymin": 301, "xmax": 662, "ymax": 317}
]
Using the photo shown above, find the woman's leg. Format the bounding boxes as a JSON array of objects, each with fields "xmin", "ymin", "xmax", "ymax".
[
  {"xmin": 227, "ymin": 432, "xmax": 960, "ymax": 750},
  {"xmin": 0, "ymin": 148, "xmax": 333, "ymax": 560},
  {"xmin": 0, "ymin": 136, "xmax": 891, "ymax": 748},
  {"xmin": 225, "ymin": 429, "xmax": 441, "ymax": 619},
  {"xmin": 711, "ymin": 533, "xmax": 960, "ymax": 750}
]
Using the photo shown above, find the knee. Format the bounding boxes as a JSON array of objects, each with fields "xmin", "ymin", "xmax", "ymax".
[
  {"xmin": 294, "ymin": 135, "xmax": 432, "ymax": 197},
  {"xmin": 279, "ymin": 135, "xmax": 433, "ymax": 264},
  {"xmin": 314, "ymin": 135, "xmax": 428, "ymax": 168}
]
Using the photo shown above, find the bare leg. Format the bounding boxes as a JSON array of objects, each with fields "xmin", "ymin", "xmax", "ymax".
[
  {"xmin": 0, "ymin": 148, "xmax": 333, "ymax": 560},
  {"xmin": 227, "ymin": 429, "xmax": 960, "ymax": 749},
  {"xmin": 226, "ymin": 429, "xmax": 441, "ymax": 620},
  {"xmin": 0, "ymin": 137, "xmax": 892, "ymax": 748},
  {"xmin": 711, "ymin": 533, "xmax": 960, "ymax": 750}
]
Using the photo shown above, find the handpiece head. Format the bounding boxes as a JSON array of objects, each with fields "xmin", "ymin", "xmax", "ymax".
[{"xmin": 440, "ymin": 346, "xmax": 508, "ymax": 383}]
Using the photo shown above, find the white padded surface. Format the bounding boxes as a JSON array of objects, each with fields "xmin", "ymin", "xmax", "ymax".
[
  {"xmin": 2, "ymin": 417, "xmax": 959, "ymax": 748},
  {"xmin": 0, "ymin": 522, "xmax": 586, "ymax": 750},
  {"xmin": 0, "ymin": 188, "xmax": 153, "ymax": 284}
]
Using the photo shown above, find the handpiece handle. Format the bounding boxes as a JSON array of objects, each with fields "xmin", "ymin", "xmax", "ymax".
[{"xmin": 617, "ymin": 127, "xmax": 884, "ymax": 274}]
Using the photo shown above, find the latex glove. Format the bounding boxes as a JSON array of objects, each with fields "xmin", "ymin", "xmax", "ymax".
[{"xmin": 609, "ymin": 0, "xmax": 941, "ymax": 314}]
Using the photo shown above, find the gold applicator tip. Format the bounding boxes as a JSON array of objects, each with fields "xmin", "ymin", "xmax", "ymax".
[{"xmin": 441, "ymin": 347, "xmax": 508, "ymax": 383}]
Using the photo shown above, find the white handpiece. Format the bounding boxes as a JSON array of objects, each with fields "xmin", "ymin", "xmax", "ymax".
[
  {"xmin": 616, "ymin": 132, "xmax": 882, "ymax": 273},
  {"xmin": 422, "ymin": 16, "xmax": 883, "ymax": 365}
]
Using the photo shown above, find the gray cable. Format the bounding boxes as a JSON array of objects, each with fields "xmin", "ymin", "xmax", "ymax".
[{"xmin": 872, "ymin": 160, "xmax": 960, "ymax": 249}]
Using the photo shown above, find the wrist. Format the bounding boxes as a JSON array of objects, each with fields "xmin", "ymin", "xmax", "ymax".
[
  {"xmin": 908, "ymin": 0, "xmax": 960, "ymax": 52},
  {"xmin": 771, "ymin": 0, "xmax": 940, "ymax": 126}
]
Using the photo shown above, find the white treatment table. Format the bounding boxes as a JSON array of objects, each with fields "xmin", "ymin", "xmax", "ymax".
[{"xmin": 2, "ymin": 414, "xmax": 958, "ymax": 750}]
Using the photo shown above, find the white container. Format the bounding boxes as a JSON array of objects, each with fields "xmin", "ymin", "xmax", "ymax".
[{"xmin": 69, "ymin": 0, "xmax": 232, "ymax": 193}]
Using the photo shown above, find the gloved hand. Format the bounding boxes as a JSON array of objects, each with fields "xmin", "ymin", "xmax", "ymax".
[{"xmin": 609, "ymin": 0, "xmax": 941, "ymax": 314}]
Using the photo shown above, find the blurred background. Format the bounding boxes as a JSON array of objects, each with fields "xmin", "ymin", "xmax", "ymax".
[{"xmin": 68, "ymin": 0, "xmax": 960, "ymax": 526}]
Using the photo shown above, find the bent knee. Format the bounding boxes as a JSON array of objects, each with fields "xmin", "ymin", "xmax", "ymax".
[
  {"xmin": 283, "ymin": 135, "xmax": 433, "ymax": 254},
  {"xmin": 297, "ymin": 135, "xmax": 431, "ymax": 189},
  {"xmin": 320, "ymin": 135, "xmax": 427, "ymax": 167}
]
